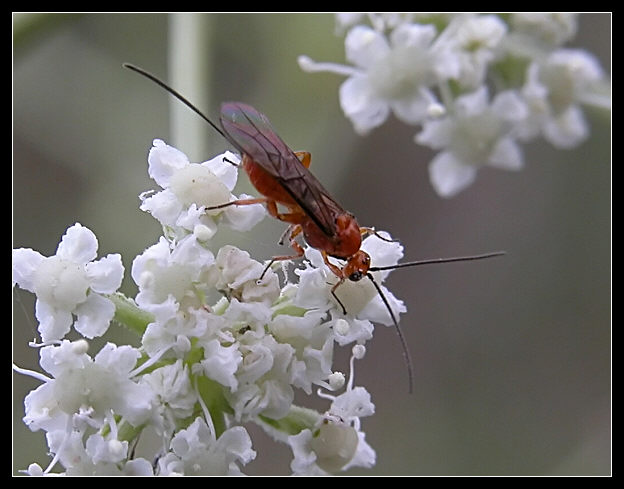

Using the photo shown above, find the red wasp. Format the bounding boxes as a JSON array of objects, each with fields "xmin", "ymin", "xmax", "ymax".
[{"xmin": 124, "ymin": 63, "xmax": 504, "ymax": 392}]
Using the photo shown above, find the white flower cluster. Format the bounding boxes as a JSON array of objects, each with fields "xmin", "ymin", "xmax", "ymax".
[
  {"xmin": 299, "ymin": 13, "xmax": 610, "ymax": 197},
  {"xmin": 13, "ymin": 139, "xmax": 407, "ymax": 475}
]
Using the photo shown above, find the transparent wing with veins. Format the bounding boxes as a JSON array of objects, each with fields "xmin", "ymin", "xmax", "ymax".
[{"xmin": 220, "ymin": 102, "xmax": 344, "ymax": 238}]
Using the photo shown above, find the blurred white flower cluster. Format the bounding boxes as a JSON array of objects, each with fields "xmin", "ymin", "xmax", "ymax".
[
  {"xmin": 299, "ymin": 13, "xmax": 610, "ymax": 197},
  {"xmin": 13, "ymin": 139, "xmax": 408, "ymax": 475}
]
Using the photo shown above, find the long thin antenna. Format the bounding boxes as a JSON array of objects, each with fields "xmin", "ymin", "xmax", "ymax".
[
  {"xmin": 122, "ymin": 63, "xmax": 230, "ymax": 142},
  {"xmin": 366, "ymin": 272, "xmax": 414, "ymax": 394},
  {"xmin": 367, "ymin": 250, "xmax": 505, "ymax": 393},
  {"xmin": 370, "ymin": 251, "xmax": 506, "ymax": 272}
]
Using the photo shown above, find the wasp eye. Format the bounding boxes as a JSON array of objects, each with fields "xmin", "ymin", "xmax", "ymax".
[{"xmin": 349, "ymin": 271, "xmax": 363, "ymax": 282}]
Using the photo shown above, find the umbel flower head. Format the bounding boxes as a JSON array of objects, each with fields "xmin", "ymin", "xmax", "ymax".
[
  {"xmin": 299, "ymin": 13, "xmax": 610, "ymax": 197},
  {"xmin": 13, "ymin": 139, "xmax": 407, "ymax": 476}
]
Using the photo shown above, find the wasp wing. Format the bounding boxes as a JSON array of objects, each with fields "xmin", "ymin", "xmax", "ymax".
[{"xmin": 220, "ymin": 102, "xmax": 344, "ymax": 237}]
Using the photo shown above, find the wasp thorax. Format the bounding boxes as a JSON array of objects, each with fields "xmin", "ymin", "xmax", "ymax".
[{"xmin": 333, "ymin": 213, "xmax": 362, "ymax": 258}]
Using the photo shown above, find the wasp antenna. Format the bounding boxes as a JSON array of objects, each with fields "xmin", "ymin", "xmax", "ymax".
[
  {"xmin": 123, "ymin": 63, "xmax": 231, "ymax": 143},
  {"xmin": 366, "ymin": 272, "xmax": 414, "ymax": 394},
  {"xmin": 369, "ymin": 251, "xmax": 506, "ymax": 272}
]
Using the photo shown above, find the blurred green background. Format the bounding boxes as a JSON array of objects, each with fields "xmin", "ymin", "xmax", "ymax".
[{"xmin": 13, "ymin": 13, "xmax": 610, "ymax": 475}]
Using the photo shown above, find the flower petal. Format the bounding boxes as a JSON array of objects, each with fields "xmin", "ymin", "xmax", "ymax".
[
  {"xmin": 35, "ymin": 299, "xmax": 73, "ymax": 342},
  {"xmin": 86, "ymin": 254, "xmax": 124, "ymax": 294},
  {"xmin": 345, "ymin": 25, "xmax": 389, "ymax": 68},
  {"xmin": 73, "ymin": 293, "xmax": 115, "ymax": 338},
  {"xmin": 543, "ymin": 105, "xmax": 588, "ymax": 149},
  {"xmin": 489, "ymin": 137, "xmax": 524, "ymax": 170},
  {"xmin": 56, "ymin": 223, "xmax": 98, "ymax": 264},
  {"xmin": 428, "ymin": 151, "xmax": 478, "ymax": 197},
  {"xmin": 13, "ymin": 248, "xmax": 45, "ymax": 292},
  {"xmin": 339, "ymin": 76, "xmax": 390, "ymax": 134},
  {"xmin": 201, "ymin": 151, "xmax": 240, "ymax": 191},
  {"xmin": 148, "ymin": 139, "xmax": 190, "ymax": 188}
]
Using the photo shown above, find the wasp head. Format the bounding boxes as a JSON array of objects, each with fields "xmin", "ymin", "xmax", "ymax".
[{"xmin": 344, "ymin": 250, "xmax": 371, "ymax": 282}]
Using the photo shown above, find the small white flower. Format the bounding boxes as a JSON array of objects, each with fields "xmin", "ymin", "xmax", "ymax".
[
  {"xmin": 288, "ymin": 424, "xmax": 357, "ymax": 475},
  {"xmin": 300, "ymin": 23, "xmax": 459, "ymax": 134},
  {"xmin": 196, "ymin": 338, "xmax": 242, "ymax": 391},
  {"xmin": 210, "ymin": 245, "xmax": 280, "ymax": 306},
  {"xmin": 518, "ymin": 49, "xmax": 605, "ymax": 149},
  {"xmin": 416, "ymin": 86, "xmax": 528, "ymax": 197},
  {"xmin": 44, "ymin": 428, "xmax": 153, "ymax": 475},
  {"xmin": 330, "ymin": 314, "xmax": 374, "ymax": 346},
  {"xmin": 131, "ymin": 234, "xmax": 215, "ymax": 311},
  {"xmin": 157, "ymin": 417, "xmax": 256, "ymax": 476},
  {"xmin": 287, "ymin": 346, "xmax": 376, "ymax": 475},
  {"xmin": 140, "ymin": 139, "xmax": 265, "ymax": 238},
  {"xmin": 85, "ymin": 434, "xmax": 128, "ymax": 464},
  {"xmin": 436, "ymin": 14, "xmax": 507, "ymax": 89},
  {"xmin": 510, "ymin": 13, "xmax": 578, "ymax": 47},
  {"xmin": 140, "ymin": 360, "xmax": 196, "ymax": 436},
  {"xmin": 269, "ymin": 310, "xmax": 334, "ymax": 393},
  {"xmin": 36, "ymin": 341, "xmax": 153, "ymax": 427},
  {"xmin": 287, "ymin": 391, "xmax": 376, "ymax": 476},
  {"xmin": 12, "ymin": 223, "xmax": 124, "ymax": 342},
  {"xmin": 329, "ymin": 386, "xmax": 375, "ymax": 425},
  {"xmin": 227, "ymin": 334, "xmax": 295, "ymax": 421},
  {"xmin": 45, "ymin": 429, "xmax": 92, "ymax": 475}
]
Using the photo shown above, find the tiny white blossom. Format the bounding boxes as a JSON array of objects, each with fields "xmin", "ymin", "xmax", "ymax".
[
  {"xmin": 436, "ymin": 14, "xmax": 507, "ymax": 89},
  {"xmin": 12, "ymin": 223, "xmax": 123, "ymax": 342},
  {"xmin": 416, "ymin": 86, "xmax": 528, "ymax": 197},
  {"xmin": 210, "ymin": 245, "xmax": 280, "ymax": 306},
  {"xmin": 300, "ymin": 23, "xmax": 459, "ymax": 134},
  {"xmin": 85, "ymin": 434, "xmax": 128, "ymax": 464},
  {"xmin": 329, "ymin": 386, "xmax": 375, "ymax": 425},
  {"xmin": 510, "ymin": 13, "xmax": 578, "ymax": 47},
  {"xmin": 227, "ymin": 333, "xmax": 295, "ymax": 421},
  {"xmin": 140, "ymin": 360, "xmax": 196, "ymax": 436},
  {"xmin": 518, "ymin": 49, "xmax": 606, "ymax": 149},
  {"xmin": 45, "ymin": 428, "xmax": 153, "ymax": 476},
  {"xmin": 269, "ymin": 310, "xmax": 334, "ymax": 393},
  {"xmin": 27, "ymin": 341, "xmax": 154, "ymax": 428},
  {"xmin": 18, "ymin": 340, "xmax": 155, "ymax": 475},
  {"xmin": 131, "ymin": 234, "xmax": 215, "ymax": 311},
  {"xmin": 288, "ymin": 350, "xmax": 376, "ymax": 475},
  {"xmin": 140, "ymin": 139, "xmax": 265, "ymax": 238},
  {"xmin": 196, "ymin": 338, "xmax": 243, "ymax": 391},
  {"xmin": 330, "ymin": 314, "xmax": 374, "ymax": 346},
  {"xmin": 157, "ymin": 417, "xmax": 256, "ymax": 476},
  {"xmin": 140, "ymin": 298, "xmax": 214, "ymax": 358},
  {"xmin": 289, "ymin": 425, "xmax": 356, "ymax": 475}
]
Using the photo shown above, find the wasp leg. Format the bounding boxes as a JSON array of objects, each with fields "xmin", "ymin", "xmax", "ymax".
[
  {"xmin": 259, "ymin": 224, "xmax": 305, "ymax": 280},
  {"xmin": 205, "ymin": 197, "xmax": 268, "ymax": 211},
  {"xmin": 294, "ymin": 151, "xmax": 312, "ymax": 169},
  {"xmin": 330, "ymin": 278, "xmax": 348, "ymax": 315},
  {"xmin": 319, "ymin": 251, "xmax": 348, "ymax": 315}
]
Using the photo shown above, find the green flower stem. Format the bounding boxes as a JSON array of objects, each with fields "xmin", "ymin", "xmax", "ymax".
[
  {"xmin": 107, "ymin": 292, "xmax": 154, "ymax": 336},
  {"xmin": 195, "ymin": 375, "xmax": 232, "ymax": 438},
  {"xmin": 257, "ymin": 405, "xmax": 322, "ymax": 441}
]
